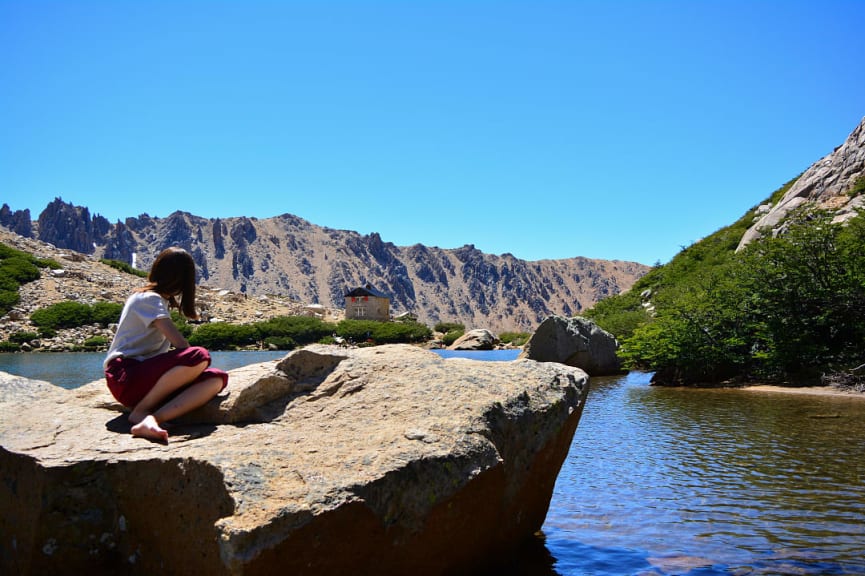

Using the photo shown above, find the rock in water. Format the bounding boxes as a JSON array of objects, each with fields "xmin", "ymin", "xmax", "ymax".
[
  {"xmin": 0, "ymin": 344, "xmax": 589, "ymax": 575},
  {"xmin": 448, "ymin": 328, "xmax": 498, "ymax": 350},
  {"xmin": 520, "ymin": 315, "xmax": 623, "ymax": 376}
]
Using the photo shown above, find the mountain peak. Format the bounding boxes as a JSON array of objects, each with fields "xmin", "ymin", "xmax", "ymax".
[{"xmin": 3, "ymin": 204, "xmax": 649, "ymax": 332}]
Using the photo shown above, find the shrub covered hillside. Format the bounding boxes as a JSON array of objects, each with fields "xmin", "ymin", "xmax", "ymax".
[
  {"xmin": 585, "ymin": 178, "xmax": 865, "ymax": 387},
  {"xmin": 0, "ymin": 243, "xmax": 60, "ymax": 316}
]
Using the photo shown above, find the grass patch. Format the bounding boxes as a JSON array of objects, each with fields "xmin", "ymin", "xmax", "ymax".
[{"xmin": 101, "ymin": 258, "xmax": 148, "ymax": 278}]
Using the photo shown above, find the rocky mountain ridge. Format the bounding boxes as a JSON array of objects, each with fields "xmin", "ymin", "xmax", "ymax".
[
  {"xmin": 0, "ymin": 227, "xmax": 344, "ymax": 347},
  {"xmin": 0, "ymin": 203, "xmax": 649, "ymax": 333},
  {"xmin": 738, "ymin": 116, "xmax": 865, "ymax": 250}
]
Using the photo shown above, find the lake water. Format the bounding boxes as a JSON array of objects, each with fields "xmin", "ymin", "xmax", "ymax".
[
  {"xmin": 0, "ymin": 350, "xmax": 289, "ymax": 388},
  {"xmin": 1, "ymin": 351, "xmax": 863, "ymax": 575}
]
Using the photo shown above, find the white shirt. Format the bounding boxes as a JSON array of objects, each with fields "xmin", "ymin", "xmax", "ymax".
[{"xmin": 103, "ymin": 291, "xmax": 172, "ymax": 368}]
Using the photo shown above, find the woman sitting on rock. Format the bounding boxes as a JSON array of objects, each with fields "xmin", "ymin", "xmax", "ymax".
[{"xmin": 103, "ymin": 247, "xmax": 228, "ymax": 443}]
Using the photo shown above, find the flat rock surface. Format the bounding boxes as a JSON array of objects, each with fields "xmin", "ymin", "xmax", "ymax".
[{"xmin": 1, "ymin": 344, "xmax": 589, "ymax": 575}]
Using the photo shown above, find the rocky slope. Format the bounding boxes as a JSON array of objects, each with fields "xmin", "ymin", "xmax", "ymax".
[
  {"xmin": 0, "ymin": 227, "xmax": 343, "ymax": 347},
  {"xmin": 738, "ymin": 116, "xmax": 865, "ymax": 250},
  {"xmin": 1, "ymin": 203, "xmax": 649, "ymax": 333}
]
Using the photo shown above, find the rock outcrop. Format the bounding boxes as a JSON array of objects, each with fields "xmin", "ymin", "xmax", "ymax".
[
  {"xmin": 738, "ymin": 116, "xmax": 865, "ymax": 250},
  {"xmin": 448, "ymin": 328, "xmax": 498, "ymax": 350},
  {"xmin": 0, "ymin": 204, "xmax": 32, "ymax": 238},
  {"xmin": 35, "ymin": 198, "xmax": 111, "ymax": 255},
  {"xmin": 3, "ymin": 202, "xmax": 649, "ymax": 333},
  {"xmin": 0, "ymin": 344, "xmax": 589, "ymax": 575},
  {"xmin": 520, "ymin": 315, "xmax": 623, "ymax": 376}
]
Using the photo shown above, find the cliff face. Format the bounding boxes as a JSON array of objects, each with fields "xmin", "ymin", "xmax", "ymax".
[
  {"xmin": 3, "ymin": 199, "xmax": 649, "ymax": 332},
  {"xmin": 0, "ymin": 205, "xmax": 32, "ymax": 238},
  {"xmin": 35, "ymin": 200, "xmax": 112, "ymax": 254},
  {"xmin": 738, "ymin": 116, "xmax": 865, "ymax": 250}
]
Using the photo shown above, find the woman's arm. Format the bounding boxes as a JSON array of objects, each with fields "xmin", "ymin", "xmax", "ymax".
[{"xmin": 153, "ymin": 317, "xmax": 191, "ymax": 349}]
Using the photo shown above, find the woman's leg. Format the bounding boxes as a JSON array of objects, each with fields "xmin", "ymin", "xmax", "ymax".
[
  {"xmin": 152, "ymin": 375, "xmax": 224, "ymax": 423},
  {"xmin": 130, "ymin": 375, "xmax": 224, "ymax": 442},
  {"xmin": 123, "ymin": 348, "xmax": 228, "ymax": 442},
  {"xmin": 128, "ymin": 361, "xmax": 208, "ymax": 425}
]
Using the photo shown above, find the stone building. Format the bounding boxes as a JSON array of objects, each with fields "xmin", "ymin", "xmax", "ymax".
[{"xmin": 344, "ymin": 283, "xmax": 390, "ymax": 321}]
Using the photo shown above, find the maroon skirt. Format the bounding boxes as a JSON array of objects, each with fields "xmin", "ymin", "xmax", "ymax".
[{"xmin": 104, "ymin": 346, "xmax": 228, "ymax": 408}]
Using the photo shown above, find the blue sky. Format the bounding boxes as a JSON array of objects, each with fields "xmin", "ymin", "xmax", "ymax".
[{"xmin": 1, "ymin": 1, "xmax": 863, "ymax": 265}]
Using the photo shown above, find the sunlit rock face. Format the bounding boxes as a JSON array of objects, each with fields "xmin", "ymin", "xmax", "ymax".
[
  {"xmin": 738, "ymin": 116, "xmax": 865, "ymax": 251},
  {"xmin": 0, "ymin": 344, "xmax": 589, "ymax": 575}
]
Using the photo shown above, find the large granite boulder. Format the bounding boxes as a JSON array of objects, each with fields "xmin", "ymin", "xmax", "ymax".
[
  {"xmin": 519, "ymin": 315, "xmax": 623, "ymax": 376},
  {"xmin": 0, "ymin": 344, "xmax": 589, "ymax": 575},
  {"xmin": 448, "ymin": 328, "xmax": 498, "ymax": 350}
]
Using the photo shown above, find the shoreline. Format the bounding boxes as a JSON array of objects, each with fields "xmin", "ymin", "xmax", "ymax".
[{"xmin": 740, "ymin": 384, "xmax": 865, "ymax": 399}]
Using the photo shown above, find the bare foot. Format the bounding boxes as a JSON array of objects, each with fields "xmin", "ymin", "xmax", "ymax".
[
  {"xmin": 128, "ymin": 409, "xmax": 146, "ymax": 426},
  {"xmin": 130, "ymin": 415, "xmax": 169, "ymax": 443}
]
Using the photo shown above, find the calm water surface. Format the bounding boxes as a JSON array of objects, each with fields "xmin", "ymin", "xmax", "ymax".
[
  {"xmin": 1, "ymin": 351, "xmax": 863, "ymax": 575},
  {"xmin": 0, "ymin": 350, "xmax": 287, "ymax": 388},
  {"xmin": 542, "ymin": 371, "xmax": 865, "ymax": 576}
]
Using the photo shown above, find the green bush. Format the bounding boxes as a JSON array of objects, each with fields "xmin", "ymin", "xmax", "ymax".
[
  {"xmin": 0, "ymin": 341, "xmax": 21, "ymax": 352},
  {"xmin": 848, "ymin": 175, "xmax": 865, "ymax": 198},
  {"xmin": 9, "ymin": 331, "xmax": 39, "ymax": 344},
  {"xmin": 37, "ymin": 327, "xmax": 57, "ymax": 338},
  {"xmin": 255, "ymin": 316, "xmax": 335, "ymax": 346},
  {"xmin": 101, "ymin": 258, "xmax": 148, "ymax": 278},
  {"xmin": 0, "ymin": 256, "xmax": 40, "ymax": 284},
  {"xmin": 391, "ymin": 320, "xmax": 433, "ymax": 343},
  {"xmin": 441, "ymin": 329, "xmax": 464, "ymax": 346},
  {"xmin": 434, "ymin": 321, "xmax": 465, "ymax": 334},
  {"xmin": 0, "ymin": 241, "xmax": 60, "ymax": 316},
  {"xmin": 499, "ymin": 331, "xmax": 530, "ymax": 347},
  {"xmin": 336, "ymin": 319, "xmax": 392, "ymax": 344},
  {"xmin": 586, "ymin": 177, "xmax": 801, "ymax": 345},
  {"xmin": 30, "ymin": 301, "xmax": 92, "ymax": 329},
  {"xmin": 615, "ymin": 207, "xmax": 865, "ymax": 385},
  {"xmin": 91, "ymin": 302, "xmax": 123, "ymax": 325},
  {"xmin": 336, "ymin": 319, "xmax": 432, "ymax": 344},
  {"xmin": 186, "ymin": 315, "xmax": 432, "ymax": 351},
  {"xmin": 188, "ymin": 315, "xmax": 338, "ymax": 351},
  {"xmin": 619, "ymin": 263, "xmax": 753, "ymax": 383},
  {"xmin": 83, "ymin": 335, "xmax": 110, "ymax": 349},
  {"xmin": 0, "ymin": 275, "xmax": 18, "ymax": 292},
  {"xmin": 0, "ymin": 241, "xmax": 58, "ymax": 268},
  {"xmin": 29, "ymin": 301, "xmax": 123, "ymax": 330},
  {"xmin": 189, "ymin": 322, "xmax": 260, "ymax": 350},
  {"xmin": 0, "ymin": 290, "xmax": 20, "ymax": 315}
]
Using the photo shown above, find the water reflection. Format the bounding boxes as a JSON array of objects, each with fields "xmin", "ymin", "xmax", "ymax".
[
  {"xmin": 543, "ymin": 372, "xmax": 865, "ymax": 575},
  {"xmin": 4, "ymin": 354, "xmax": 864, "ymax": 575}
]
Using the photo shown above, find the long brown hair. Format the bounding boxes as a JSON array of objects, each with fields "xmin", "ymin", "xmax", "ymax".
[{"xmin": 140, "ymin": 247, "xmax": 198, "ymax": 319}]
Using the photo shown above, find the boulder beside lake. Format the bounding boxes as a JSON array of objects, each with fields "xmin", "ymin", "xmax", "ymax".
[
  {"xmin": 0, "ymin": 344, "xmax": 589, "ymax": 576},
  {"xmin": 520, "ymin": 315, "xmax": 623, "ymax": 376},
  {"xmin": 448, "ymin": 328, "xmax": 498, "ymax": 350}
]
